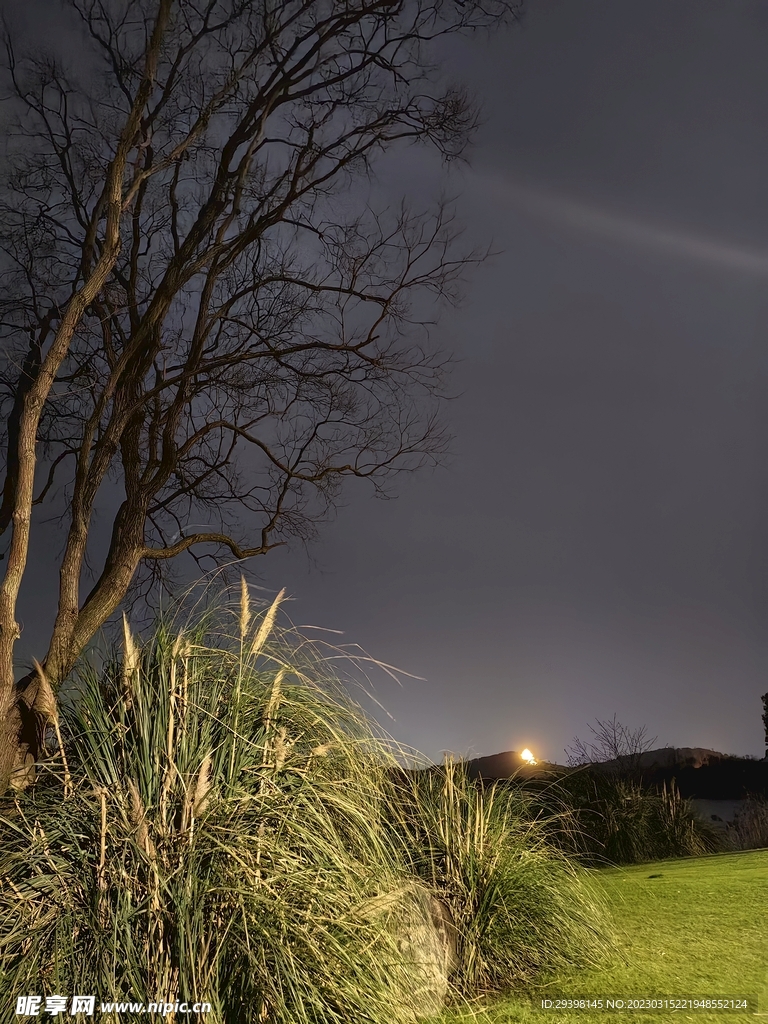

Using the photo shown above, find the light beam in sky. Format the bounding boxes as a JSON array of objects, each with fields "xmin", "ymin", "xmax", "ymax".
[{"xmin": 480, "ymin": 173, "xmax": 768, "ymax": 278}]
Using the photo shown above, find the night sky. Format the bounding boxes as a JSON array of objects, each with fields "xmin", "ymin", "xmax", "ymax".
[{"xmin": 11, "ymin": 0, "xmax": 768, "ymax": 764}]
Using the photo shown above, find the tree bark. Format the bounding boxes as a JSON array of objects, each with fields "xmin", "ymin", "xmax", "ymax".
[{"xmin": 0, "ymin": 0, "xmax": 174, "ymax": 793}]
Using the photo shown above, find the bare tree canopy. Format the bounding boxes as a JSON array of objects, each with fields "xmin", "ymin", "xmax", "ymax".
[
  {"xmin": 565, "ymin": 715, "xmax": 657, "ymax": 778},
  {"xmin": 0, "ymin": 0, "xmax": 522, "ymax": 790}
]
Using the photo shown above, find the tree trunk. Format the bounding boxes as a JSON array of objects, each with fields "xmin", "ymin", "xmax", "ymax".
[
  {"xmin": 0, "ymin": 1, "xmax": 173, "ymax": 794},
  {"xmin": 1, "ymin": 508, "xmax": 148, "ymax": 788}
]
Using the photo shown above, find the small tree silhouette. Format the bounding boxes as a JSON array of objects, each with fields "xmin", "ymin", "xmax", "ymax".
[
  {"xmin": 761, "ymin": 693, "xmax": 768, "ymax": 759},
  {"xmin": 565, "ymin": 714, "xmax": 657, "ymax": 780}
]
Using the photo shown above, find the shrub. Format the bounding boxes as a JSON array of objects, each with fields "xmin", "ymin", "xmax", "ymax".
[
  {"xmin": 727, "ymin": 795, "xmax": 768, "ymax": 851},
  {"xmin": 389, "ymin": 758, "xmax": 613, "ymax": 997},
  {"xmin": 553, "ymin": 772, "xmax": 722, "ymax": 865},
  {"xmin": 0, "ymin": 579, "xmax": 615, "ymax": 1020},
  {"xmin": 0, "ymin": 582, "xmax": 444, "ymax": 1024}
]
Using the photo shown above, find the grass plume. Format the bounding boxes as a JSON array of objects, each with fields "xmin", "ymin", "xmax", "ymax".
[{"xmin": 0, "ymin": 579, "xmax": 615, "ymax": 1022}]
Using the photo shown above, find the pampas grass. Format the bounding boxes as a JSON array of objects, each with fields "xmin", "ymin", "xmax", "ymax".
[
  {"xmin": 0, "ymin": 583, "xmax": 431, "ymax": 1023},
  {"xmin": 553, "ymin": 772, "xmax": 722, "ymax": 865},
  {"xmin": 0, "ymin": 578, "xmax": 615, "ymax": 1021},
  {"xmin": 389, "ymin": 758, "xmax": 612, "ymax": 998}
]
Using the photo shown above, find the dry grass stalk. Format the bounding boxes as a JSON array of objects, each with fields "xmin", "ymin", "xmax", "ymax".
[
  {"xmin": 121, "ymin": 613, "xmax": 140, "ymax": 708},
  {"xmin": 260, "ymin": 667, "xmax": 289, "ymax": 787},
  {"xmin": 170, "ymin": 631, "xmax": 190, "ymax": 663},
  {"xmin": 192, "ymin": 753, "xmax": 214, "ymax": 817},
  {"xmin": 238, "ymin": 575, "xmax": 251, "ymax": 641},
  {"xmin": 264, "ymin": 667, "xmax": 285, "ymax": 729},
  {"xmin": 127, "ymin": 778, "xmax": 156, "ymax": 862},
  {"xmin": 93, "ymin": 785, "xmax": 108, "ymax": 927},
  {"xmin": 254, "ymin": 819, "xmax": 266, "ymax": 883},
  {"xmin": 159, "ymin": 647, "xmax": 180, "ymax": 829},
  {"xmin": 249, "ymin": 588, "xmax": 285, "ymax": 658},
  {"xmin": 31, "ymin": 657, "xmax": 72, "ymax": 799},
  {"xmin": 28, "ymin": 657, "xmax": 56, "ymax": 721},
  {"xmin": 31, "ymin": 819, "xmax": 62, "ymax": 881},
  {"xmin": 272, "ymin": 727, "xmax": 290, "ymax": 773},
  {"xmin": 98, "ymin": 788, "xmax": 107, "ymax": 887}
]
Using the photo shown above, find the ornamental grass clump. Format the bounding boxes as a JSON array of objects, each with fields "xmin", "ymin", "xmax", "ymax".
[
  {"xmin": 727, "ymin": 794, "xmax": 768, "ymax": 851},
  {"xmin": 389, "ymin": 758, "xmax": 613, "ymax": 999},
  {"xmin": 0, "ymin": 580, "xmax": 448, "ymax": 1024},
  {"xmin": 557, "ymin": 772, "xmax": 722, "ymax": 865}
]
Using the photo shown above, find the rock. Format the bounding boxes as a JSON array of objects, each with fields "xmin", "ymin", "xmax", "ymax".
[
  {"xmin": 427, "ymin": 894, "xmax": 458, "ymax": 978},
  {"xmin": 354, "ymin": 882, "xmax": 457, "ymax": 1022},
  {"xmin": 393, "ymin": 887, "xmax": 457, "ymax": 1021}
]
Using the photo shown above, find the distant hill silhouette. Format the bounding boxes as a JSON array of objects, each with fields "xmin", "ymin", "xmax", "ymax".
[
  {"xmin": 465, "ymin": 750, "xmax": 564, "ymax": 781},
  {"xmin": 586, "ymin": 746, "xmax": 727, "ymax": 771},
  {"xmin": 463, "ymin": 747, "xmax": 768, "ymax": 800}
]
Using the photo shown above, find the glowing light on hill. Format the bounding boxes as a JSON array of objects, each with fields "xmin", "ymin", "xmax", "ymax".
[{"xmin": 521, "ymin": 749, "xmax": 537, "ymax": 765}]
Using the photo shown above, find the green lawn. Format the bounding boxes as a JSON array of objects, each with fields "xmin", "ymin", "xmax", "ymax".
[{"xmin": 443, "ymin": 849, "xmax": 768, "ymax": 1024}]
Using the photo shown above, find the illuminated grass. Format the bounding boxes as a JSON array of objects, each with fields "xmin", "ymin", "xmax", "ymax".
[
  {"xmin": 0, "ymin": 578, "xmax": 614, "ymax": 1023},
  {"xmin": 0, "ymin": 583, "xmax": 444, "ymax": 1023},
  {"xmin": 440, "ymin": 848, "xmax": 768, "ymax": 1024},
  {"xmin": 391, "ymin": 759, "xmax": 613, "ymax": 998}
]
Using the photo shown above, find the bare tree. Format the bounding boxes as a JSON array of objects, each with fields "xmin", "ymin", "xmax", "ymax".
[
  {"xmin": 565, "ymin": 714, "xmax": 657, "ymax": 778},
  {"xmin": 0, "ymin": 0, "xmax": 522, "ymax": 791},
  {"xmin": 761, "ymin": 692, "xmax": 768, "ymax": 760}
]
